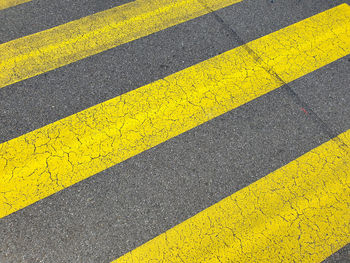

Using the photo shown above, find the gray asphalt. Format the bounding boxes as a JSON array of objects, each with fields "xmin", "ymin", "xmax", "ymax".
[{"xmin": 0, "ymin": 0, "xmax": 349, "ymax": 262}]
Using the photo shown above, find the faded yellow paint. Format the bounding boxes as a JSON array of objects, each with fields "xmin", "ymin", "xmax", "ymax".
[
  {"xmin": 113, "ymin": 130, "xmax": 350, "ymax": 263},
  {"xmin": 0, "ymin": 0, "xmax": 242, "ymax": 89},
  {"xmin": 0, "ymin": 0, "xmax": 31, "ymax": 10},
  {"xmin": 1, "ymin": 4, "xmax": 350, "ymax": 218}
]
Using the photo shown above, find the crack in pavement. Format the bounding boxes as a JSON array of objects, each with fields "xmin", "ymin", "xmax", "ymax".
[
  {"xmin": 0, "ymin": 3, "xmax": 350, "ymax": 221},
  {"xmin": 113, "ymin": 129, "xmax": 350, "ymax": 262},
  {"xmin": 197, "ymin": 0, "xmax": 346, "ymax": 144}
]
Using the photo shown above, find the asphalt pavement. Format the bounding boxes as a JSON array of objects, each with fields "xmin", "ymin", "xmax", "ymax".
[{"xmin": 0, "ymin": 0, "xmax": 349, "ymax": 262}]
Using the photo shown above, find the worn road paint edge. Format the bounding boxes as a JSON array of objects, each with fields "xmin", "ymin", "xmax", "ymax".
[
  {"xmin": 0, "ymin": 4, "xmax": 350, "ymax": 218},
  {"xmin": 0, "ymin": 0, "xmax": 242, "ymax": 88},
  {"xmin": 112, "ymin": 130, "xmax": 350, "ymax": 262},
  {"xmin": 0, "ymin": 0, "xmax": 31, "ymax": 10}
]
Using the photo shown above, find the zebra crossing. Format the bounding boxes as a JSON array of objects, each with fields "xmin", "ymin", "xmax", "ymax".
[{"xmin": 0, "ymin": 0, "xmax": 349, "ymax": 262}]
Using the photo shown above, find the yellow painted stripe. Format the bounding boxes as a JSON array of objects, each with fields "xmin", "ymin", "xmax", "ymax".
[
  {"xmin": 113, "ymin": 130, "xmax": 350, "ymax": 263},
  {"xmin": 1, "ymin": 4, "xmax": 350, "ymax": 218},
  {"xmin": 0, "ymin": 0, "xmax": 242, "ymax": 89},
  {"xmin": 0, "ymin": 0, "xmax": 31, "ymax": 10}
]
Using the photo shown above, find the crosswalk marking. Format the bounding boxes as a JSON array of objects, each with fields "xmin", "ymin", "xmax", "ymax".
[
  {"xmin": 1, "ymin": 4, "xmax": 349, "ymax": 219},
  {"xmin": 0, "ymin": 0, "xmax": 30, "ymax": 10},
  {"xmin": 0, "ymin": 0, "xmax": 242, "ymax": 89},
  {"xmin": 113, "ymin": 129, "xmax": 350, "ymax": 263}
]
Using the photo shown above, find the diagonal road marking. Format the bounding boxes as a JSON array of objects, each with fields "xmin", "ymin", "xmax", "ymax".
[
  {"xmin": 113, "ymin": 129, "xmax": 350, "ymax": 263},
  {"xmin": 0, "ymin": 0, "xmax": 242, "ymax": 89},
  {"xmin": 0, "ymin": 0, "xmax": 31, "ymax": 11},
  {"xmin": 0, "ymin": 4, "xmax": 349, "ymax": 218}
]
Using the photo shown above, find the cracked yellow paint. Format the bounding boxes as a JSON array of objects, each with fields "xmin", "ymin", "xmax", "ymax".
[
  {"xmin": 0, "ymin": 0, "xmax": 30, "ymax": 10},
  {"xmin": 1, "ymin": 4, "xmax": 350, "ymax": 218},
  {"xmin": 113, "ymin": 130, "xmax": 350, "ymax": 263},
  {"xmin": 0, "ymin": 0, "xmax": 242, "ymax": 89}
]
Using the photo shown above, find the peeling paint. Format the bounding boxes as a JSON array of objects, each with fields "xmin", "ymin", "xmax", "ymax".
[
  {"xmin": 0, "ymin": 0, "xmax": 242, "ymax": 89},
  {"xmin": 0, "ymin": 4, "xmax": 350, "ymax": 219},
  {"xmin": 113, "ymin": 130, "xmax": 350, "ymax": 262}
]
